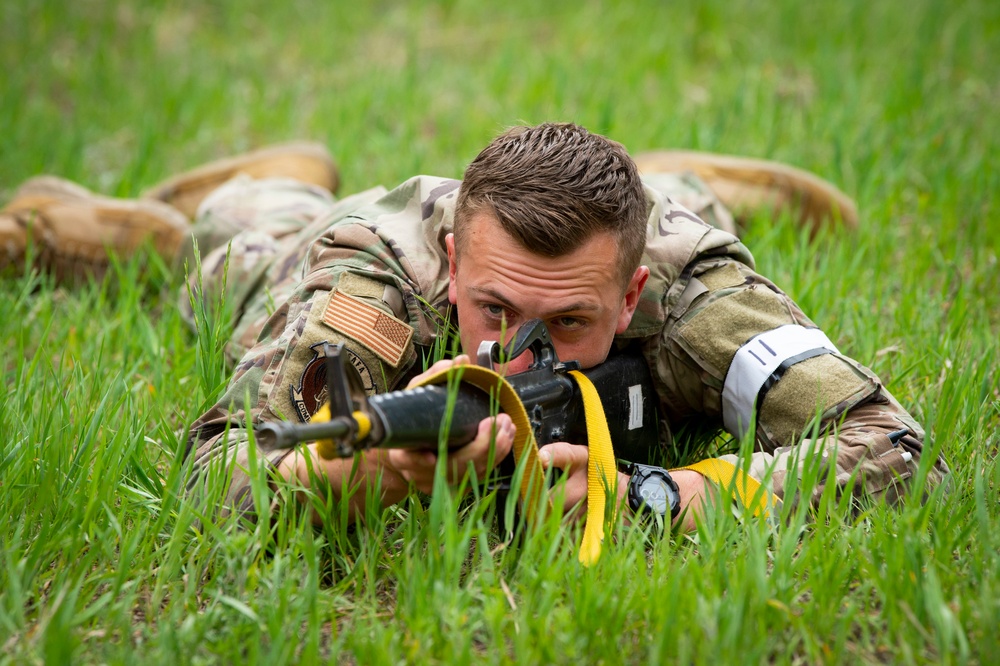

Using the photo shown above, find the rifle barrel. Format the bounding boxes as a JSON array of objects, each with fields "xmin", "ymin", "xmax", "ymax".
[{"xmin": 255, "ymin": 418, "xmax": 353, "ymax": 450}]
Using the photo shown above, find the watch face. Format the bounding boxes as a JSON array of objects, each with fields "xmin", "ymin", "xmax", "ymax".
[{"xmin": 638, "ymin": 477, "xmax": 672, "ymax": 515}]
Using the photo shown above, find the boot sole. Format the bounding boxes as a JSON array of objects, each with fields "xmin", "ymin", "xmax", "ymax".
[
  {"xmin": 633, "ymin": 150, "xmax": 858, "ymax": 232},
  {"xmin": 3, "ymin": 176, "xmax": 190, "ymax": 280}
]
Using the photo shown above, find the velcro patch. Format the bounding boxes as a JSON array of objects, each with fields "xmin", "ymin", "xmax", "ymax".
[
  {"xmin": 322, "ymin": 289, "xmax": 414, "ymax": 367},
  {"xmin": 699, "ymin": 262, "xmax": 747, "ymax": 292}
]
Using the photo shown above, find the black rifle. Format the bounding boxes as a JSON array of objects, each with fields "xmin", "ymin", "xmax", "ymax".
[{"xmin": 255, "ymin": 319, "xmax": 659, "ymax": 464}]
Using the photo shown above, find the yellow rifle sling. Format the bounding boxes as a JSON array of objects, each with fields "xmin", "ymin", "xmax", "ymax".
[
  {"xmin": 567, "ymin": 370, "xmax": 619, "ymax": 567},
  {"xmin": 677, "ymin": 458, "xmax": 777, "ymax": 517}
]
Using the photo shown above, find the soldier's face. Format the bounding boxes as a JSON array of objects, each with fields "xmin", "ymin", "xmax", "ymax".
[{"xmin": 447, "ymin": 213, "xmax": 649, "ymax": 374}]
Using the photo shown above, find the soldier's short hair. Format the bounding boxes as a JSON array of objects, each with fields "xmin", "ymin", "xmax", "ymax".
[{"xmin": 454, "ymin": 123, "xmax": 647, "ymax": 288}]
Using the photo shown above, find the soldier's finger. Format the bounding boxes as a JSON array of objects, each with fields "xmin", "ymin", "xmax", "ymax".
[
  {"xmin": 386, "ymin": 448, "xmax": 437, "ymax": 491},
  {"xmin": 446, "ymin": 413, "xmax": 514, "ymax": 482},
  {"xmin": 487, "ymin": 413, "xmax": 515, "ymax": 459},
  {"xmin": 537, "ymin": 442, "xmax": 589, "ymax": 475}
]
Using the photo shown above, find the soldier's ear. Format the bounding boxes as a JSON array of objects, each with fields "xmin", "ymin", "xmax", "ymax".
[
  {"xmin": 615, "ymin": 265, "xmax": 650, "ymax": 334},
  {"xmin": 446, "ymin": 233, "xmax": 459, "ymax": 305}
]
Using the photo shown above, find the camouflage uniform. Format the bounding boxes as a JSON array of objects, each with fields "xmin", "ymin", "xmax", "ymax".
[{"xmin": 184, "ymin": 173, "xmax": 949, "ymax": 516}]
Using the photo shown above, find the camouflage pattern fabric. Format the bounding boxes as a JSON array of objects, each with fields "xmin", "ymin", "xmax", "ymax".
[{"xmin": 183, "ymin": 172, "xmax": 948, "ymax": 518}]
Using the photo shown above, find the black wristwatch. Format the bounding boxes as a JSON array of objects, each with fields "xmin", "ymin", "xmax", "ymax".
[{"xmin": 626, "ymin": 463, "xmax": 681, "ymax": 521}]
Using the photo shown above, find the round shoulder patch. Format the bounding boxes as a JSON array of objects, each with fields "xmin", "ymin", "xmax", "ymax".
[{"xmin": 289, "ymin": 341, "xmax": 376, "ymax": 422}]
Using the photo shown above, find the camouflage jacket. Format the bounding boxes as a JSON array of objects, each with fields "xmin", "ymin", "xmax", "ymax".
[{"xmin": 185, "ymin": 174, "xmax": 949, "ymax": 515}]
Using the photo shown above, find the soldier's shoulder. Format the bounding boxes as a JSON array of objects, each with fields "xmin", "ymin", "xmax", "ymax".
[{"xmin": 340, "ymin": 175, "xmax": 461, "ymax": 226}]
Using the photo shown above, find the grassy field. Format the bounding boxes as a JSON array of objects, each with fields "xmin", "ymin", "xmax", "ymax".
[{"xmin": 2, "ymin": 0, "xmax": 998, "ymax": 663}]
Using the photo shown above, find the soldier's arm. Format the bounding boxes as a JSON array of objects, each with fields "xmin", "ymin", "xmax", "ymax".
[
  {"xmin": 274, "ymin": 355, "xmax": 515, "ymax": 524},
  {"xmin": 187, "ymin": 370, "xmax": 510, "ymax": 526},
  {"xmin": 184, "ymin": 296, "xmax": 408, "ymax": 519},
  {"xmin": 184, "ymin": 220, "xmax": 434, "ymax": 521},
  {"xmin": 653, "ymin": 256, "xmax": 950, "ymax": 511}
]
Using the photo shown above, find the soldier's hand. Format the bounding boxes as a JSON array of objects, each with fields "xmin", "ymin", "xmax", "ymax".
[
  {"xmin": 386, "ymin": 355, "xmax": 516, "ymax": 494},
  {"xmin": 538, "ymin": 442, "xmax": 632, "ymax": 521},
  {"xmin": 536, "ymin": 442, "xmax": 590, "ymax": 519}
]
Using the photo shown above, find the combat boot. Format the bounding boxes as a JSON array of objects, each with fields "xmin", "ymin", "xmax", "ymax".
[
  {"xmin": 141, "ymin": 141, "xmax": 339, "ymax": 219},
  {"xmin": 1, "ymin": 176, "xmax": 189, "ymax": 282},
  {"xmin": 0, "ymin": 209, "xmax": 30, "ymax": 273},
  {"xmin": 632, "ymin": 150, "xmax": 858, "ymax": 233}
]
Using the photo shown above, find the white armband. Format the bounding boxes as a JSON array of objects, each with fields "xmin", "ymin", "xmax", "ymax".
[{"xmin": 722, "ymin": 325, "xmax": 839, "ymax": 438}]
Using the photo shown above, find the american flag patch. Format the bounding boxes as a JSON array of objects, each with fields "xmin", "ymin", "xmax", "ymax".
[{"xmin": 322, "ymin": 290, "xmax": 414, "ymax": 367}]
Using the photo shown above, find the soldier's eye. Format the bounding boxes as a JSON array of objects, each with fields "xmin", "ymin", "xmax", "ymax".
[{"xmin": 554, "ymin": 316, "xmax": 585, "ymax": 330}]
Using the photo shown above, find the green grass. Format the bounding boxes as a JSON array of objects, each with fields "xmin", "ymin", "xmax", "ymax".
[{"xmin": 2, "ymin": 0, "xmax": 998, "ymax": 663}]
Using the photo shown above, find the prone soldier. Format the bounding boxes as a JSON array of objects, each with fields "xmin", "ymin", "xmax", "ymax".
[{"xmin": 0, "ymin": 124, "xmax": 950, "ymax": 530}]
